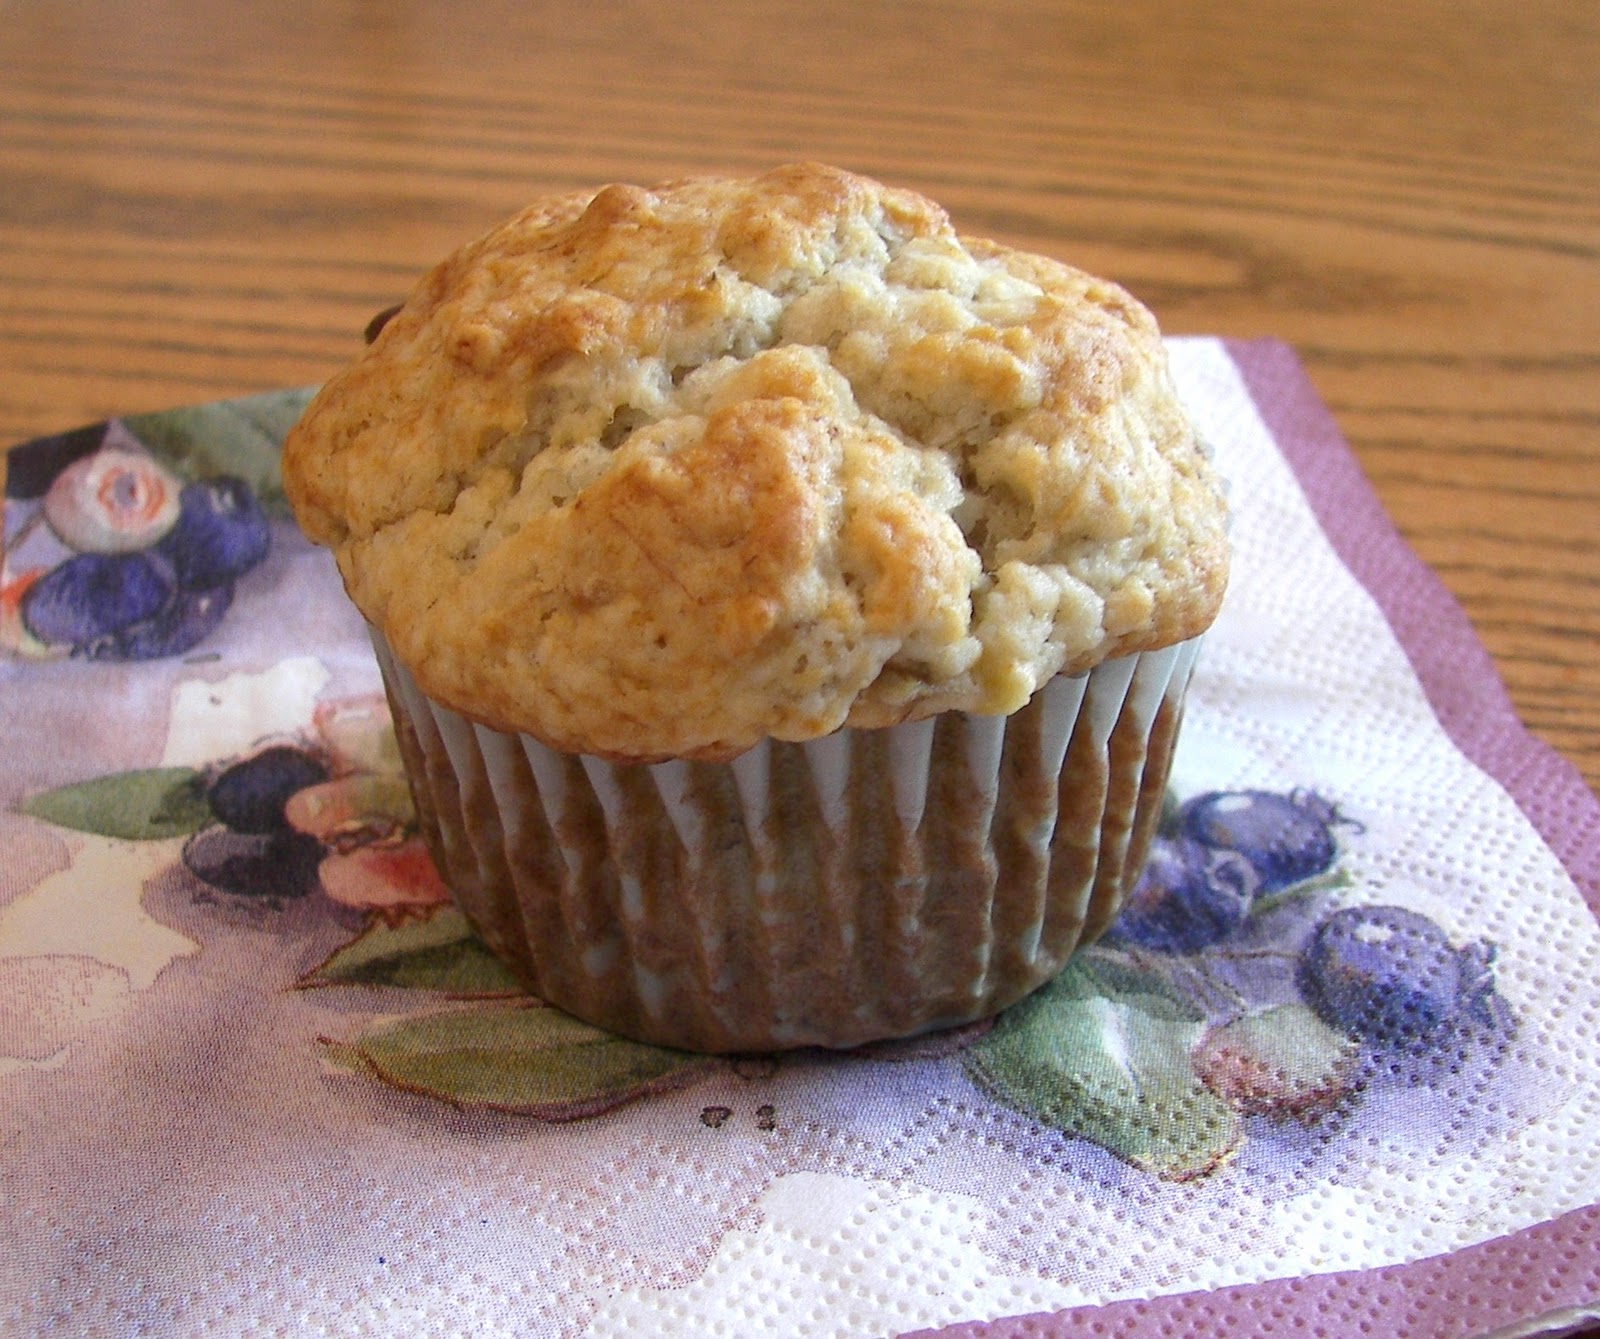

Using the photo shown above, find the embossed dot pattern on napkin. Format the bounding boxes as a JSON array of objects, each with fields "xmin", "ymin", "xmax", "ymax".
[{"xmin": 1, "ymin": 339, "xmax": 1596, "ymax": 1338}]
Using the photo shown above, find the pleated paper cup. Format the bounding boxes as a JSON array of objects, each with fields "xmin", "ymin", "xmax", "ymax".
[{"xmin": 371, "ymin": 631, "xmax": 1202, "ymax": 1053}]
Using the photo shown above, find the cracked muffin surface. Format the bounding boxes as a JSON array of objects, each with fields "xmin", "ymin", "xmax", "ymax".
[{"xmin": 283, "ymin": 162, "xmax": 1229, "ymax": 761}]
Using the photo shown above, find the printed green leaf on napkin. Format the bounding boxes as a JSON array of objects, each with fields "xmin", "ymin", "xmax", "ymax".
[
  {"xmin": 323, "ymin": 1001, "xmax": 716, "ymax": 1118},
  {"xmin": 19, "ymin": 767, "xmax": 212, "ymax": 841},
  {"xmin": 121, "ymin": 387, "xmax": 315, "ymax": 516},
  {"xmin": 963, "ymin": 949, "xmax": 1244, "ymax": 1180},
  {"xmin": 302, "ymin": 906, "xmax": 524, "ymax": 996}
]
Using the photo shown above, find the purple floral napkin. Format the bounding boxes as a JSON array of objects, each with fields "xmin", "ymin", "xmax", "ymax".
[{"xmin": 2, "ymin": 339, "xmax": 1596, "ymax": 1338}]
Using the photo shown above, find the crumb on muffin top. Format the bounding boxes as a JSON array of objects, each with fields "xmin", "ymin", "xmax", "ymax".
[{"xmin": 282, "ymin": 163, "xmax": 1229, "ymax": 761}]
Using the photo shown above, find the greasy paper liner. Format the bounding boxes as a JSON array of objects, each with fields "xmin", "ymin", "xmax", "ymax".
[{"xmin": 370, "ymin": 632, "xmax": 1202, "ymax": 1053}]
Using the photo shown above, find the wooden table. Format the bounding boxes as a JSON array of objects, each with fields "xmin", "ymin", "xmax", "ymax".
[{"xmin": 3, "ymin": 0, "xmax": 1596, "ymax": 793}]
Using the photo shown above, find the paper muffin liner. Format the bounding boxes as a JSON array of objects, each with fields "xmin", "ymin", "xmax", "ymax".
[{"xmin": 370, "ymin": 631, "xmax": 1202, "ymax": 1053}]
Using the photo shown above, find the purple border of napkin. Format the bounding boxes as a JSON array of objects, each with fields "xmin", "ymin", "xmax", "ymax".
[{"xmin": 909, "ymin": 338, "xmax": 1600, "ymax": 1339}]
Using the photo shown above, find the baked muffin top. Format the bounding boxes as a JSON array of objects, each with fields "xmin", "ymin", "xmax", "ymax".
[{"xmin": 283, "ymin": 163, "xmax": 1229, "ymax": 761}]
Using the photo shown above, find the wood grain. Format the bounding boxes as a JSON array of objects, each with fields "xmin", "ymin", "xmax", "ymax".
[{"xmin": 2, "ymin": 0, "xmax": 1596, "ymax": 792}]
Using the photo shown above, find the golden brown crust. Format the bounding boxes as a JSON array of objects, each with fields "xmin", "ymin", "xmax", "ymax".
[{"xmin": 283, "ymin": 163, "xmax": 1229, "ymax": 760}]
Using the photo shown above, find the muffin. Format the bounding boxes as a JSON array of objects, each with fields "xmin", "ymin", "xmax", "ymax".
[{"xmin": 282, "ymin": 163, "xmax": 1229, "ymax": 1053}]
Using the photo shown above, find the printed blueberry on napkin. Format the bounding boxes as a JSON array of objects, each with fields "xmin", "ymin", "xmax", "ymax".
[{"xmin": 1, "ymin": 338, "xmax": 1596, "ymax": 1339}]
